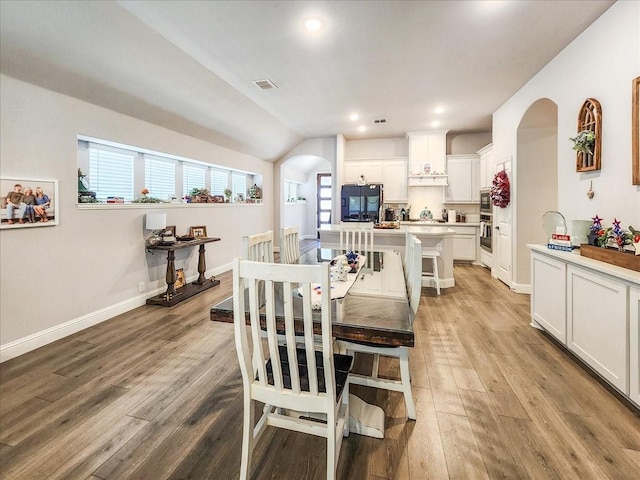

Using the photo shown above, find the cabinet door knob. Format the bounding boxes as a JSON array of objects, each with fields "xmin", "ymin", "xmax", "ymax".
[{"xmin": 495, "ymin": 226, "xmax": 500, "ymax": 230}]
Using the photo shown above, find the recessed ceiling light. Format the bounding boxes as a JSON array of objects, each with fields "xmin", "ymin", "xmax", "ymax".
[
  {"xmin": 431, "ymin": 120, "xmax": 441, "ymax": 127},
  {"xmin": 358, "ymin": 125, "xmax": 367, "ymax": 132},
  {"xmin": 350, "ymin": 113, "xmax": 359, "ymax": 121},
  {"xmin": 434, "ymin": 107, "xmax": 445, "ymax": 114},
  {"xmin": 304, "ymin": 18, "xmax": 322, "ymax": 31}
]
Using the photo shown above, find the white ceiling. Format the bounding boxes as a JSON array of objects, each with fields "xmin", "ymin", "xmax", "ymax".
[{"xmin": 0, "ymin": 1, "xmax": 614, "ymax": 161}]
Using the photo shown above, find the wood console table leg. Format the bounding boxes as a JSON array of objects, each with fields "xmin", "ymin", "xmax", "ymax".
[
  {"xmin": 165, "ymin": 249, "xmax": 177, "ymax": 297},
  {"xmin": 196, "ymin": 243, "xmax": 207, "ymax": 285}
]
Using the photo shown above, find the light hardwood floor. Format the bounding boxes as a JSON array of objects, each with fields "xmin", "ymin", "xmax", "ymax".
[{"xmin": 1, "ymin": 256, "xmax": 639, "ymax": 479}]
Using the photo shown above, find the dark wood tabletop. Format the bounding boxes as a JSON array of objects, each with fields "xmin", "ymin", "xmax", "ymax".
[{"xmin": 210, "ymin": 249, "xmax": 414, "ymax": 347}]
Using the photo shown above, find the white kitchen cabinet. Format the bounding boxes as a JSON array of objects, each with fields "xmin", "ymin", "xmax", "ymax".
[
  {"xmin": 344, "ymin": 161, "xmax": 383, "ymax": 184},
  {"xmin": 531, "ymin": 251, "xmax": 567, "ymax": 342},
  {"xmin": 443, "ymin": 154, "xmax": 480, "ymax": 204},
  {"xmin": 406, "ymin": 130, "xmax": 448, "ymax": 177},
  {"xmin": 450, "ymin": 225, "xmax": 478, "ymax": 261},
  {"xmin": 477, "ymin": 143, "xmax": 493, "ymax": 189},
  {"xmin": 382, "ymin": 160, "xmax": 408, "ymax": 202},
  {"xmin": 629, "ymin": 286, "xmax": 639, "ymax": 406},
  {"xmin": 567, "ymin": 264, "xmax": 628, "ymax": 393},
  {"xmin": 344, "ymin": 159, "xmax": 407, "ymax": 203}
]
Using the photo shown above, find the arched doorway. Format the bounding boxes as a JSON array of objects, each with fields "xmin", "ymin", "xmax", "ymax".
[{"xmin": 515, "ymin": 98, "xmax": 558, "ymax": 288}]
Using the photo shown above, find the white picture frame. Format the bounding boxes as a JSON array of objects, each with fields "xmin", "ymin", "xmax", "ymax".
[{"xmin": 0, "ymin": 177, "xmax": 59, "ymax": 230}]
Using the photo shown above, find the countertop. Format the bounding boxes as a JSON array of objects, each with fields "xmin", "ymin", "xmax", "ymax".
[
  {"xmin": 399, "ymin": 221, "xmax": 480, "ymax": 227},
  {"xmin": 528, "ymin": 243, "xmax": 640, "ymax": 285},
  {"xmin": 319, "ymin": 224, "xmax": 455, "ymax": 236}
]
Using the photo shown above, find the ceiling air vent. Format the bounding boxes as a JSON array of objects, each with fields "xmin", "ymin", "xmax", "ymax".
[
  {"xmin": 253, "ymin": 79, "xmax": 278, "ymax": 90},
  {"xmin": 372, "ymin": 118, "xmax": 388, "ymax": 124}
]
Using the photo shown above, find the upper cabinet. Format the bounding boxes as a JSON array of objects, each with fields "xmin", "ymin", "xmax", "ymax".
[
  {"xmin": 406, "ymin": 130, "xmax": 449, "ymax": 178},
  {"xmin": 443, "ymin": 154, "xmax": 480, "ymax": 203},
  {"xmin": 477, "ymin": 143, "xmax": 493, "ymax": 189},
  {"xmin": 343, "ymin": 158, "xmax": 408, "ymax": 203}
]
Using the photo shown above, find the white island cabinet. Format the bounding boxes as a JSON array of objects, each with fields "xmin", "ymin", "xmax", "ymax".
[
  {"xmin": 319, "ymin": 224, "xmax": 456, "ymax": 289},
  {"xmin": 529, "ymin": 244, "xmax": 640, "ymax": 407}
]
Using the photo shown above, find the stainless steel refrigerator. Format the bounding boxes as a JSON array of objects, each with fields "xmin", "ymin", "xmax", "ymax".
[{"xmin": 340, "ymin": 184, "xmax": 382, "ymax": 223}]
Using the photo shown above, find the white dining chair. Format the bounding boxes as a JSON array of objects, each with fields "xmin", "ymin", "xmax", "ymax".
[
  {"xmin": 232, "ymin": 258, "xmax": 353, "ymax": 480},
  {"xmin": 279, "ymin": 225, "xmax": 301, "ymax": 264},
  {"xmin": 243, "ymin": 230, "xmax": 274, "ymax": 263},
  {"xmin": 336, "ymin": 234, "xmax": 420, "ymax": 421},
  {"xmin": 339, "ymin": 221, "xmax": 374, "ymax": 254}
]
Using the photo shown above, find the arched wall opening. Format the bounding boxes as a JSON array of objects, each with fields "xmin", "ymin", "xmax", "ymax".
[
  {"xmin": 516, "ymin": 98, "xmax": 558, "ymax": 286},
  {"xmin": 279, "ymin": 154, "xmax": 331, "ymax": 242}
]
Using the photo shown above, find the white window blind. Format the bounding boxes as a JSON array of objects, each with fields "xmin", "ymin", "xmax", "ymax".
[
  {"xmin": 89, "ymin": 144, "xmax": 135, "ymax": 201},
  {"xmin": 144, "ymin": 155, "xmax": 176, "ymax": 200},
  {"xmin": 231, "ymin": 172, "xmax": 246, "ymax": 200},
  {"xmin": 210, "ymin": 169, "xmax": 228, "ymax": 195},
  {"xmin": 183, "ymin": 164, "xmax": 206, "ymax": 197}
]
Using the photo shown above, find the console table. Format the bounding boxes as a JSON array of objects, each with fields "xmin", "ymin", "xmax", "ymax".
[{"xmin": 146, "ymin": 237, "xmax": 221, "ymax": 307}]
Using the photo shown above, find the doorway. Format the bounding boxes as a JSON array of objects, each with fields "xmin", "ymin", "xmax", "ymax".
[{"xmin": 317, "ymin": 173, "xmax": 332, "ymax": 237}]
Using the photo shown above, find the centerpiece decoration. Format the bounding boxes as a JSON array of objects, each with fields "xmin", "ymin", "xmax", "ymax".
[
  {"xmin": 582, "ymin": 215, "xmax": 639, "ymax": 272},
  {"xmin": 490, "ymin": 170, "xmax": 510, "ymax": 208}
]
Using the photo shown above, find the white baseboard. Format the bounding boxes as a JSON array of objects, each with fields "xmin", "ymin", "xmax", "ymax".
[
  {"xmin": 511, "ymin": 282, "xmax": 531, "ymax": 294},
  {"xmin": 1, "ymin": 262, "xmax": 234, "ymax": 363}
]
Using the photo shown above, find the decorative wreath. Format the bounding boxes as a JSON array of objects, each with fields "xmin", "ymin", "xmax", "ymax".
[{"xmin": 490, "ymin": 170, "xmax": 510, "ymax": 208}]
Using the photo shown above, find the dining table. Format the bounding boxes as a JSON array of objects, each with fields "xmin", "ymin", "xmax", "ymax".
[{"xmin": 209, "ymin": 247, "xmax": 415, "ymax": 438}]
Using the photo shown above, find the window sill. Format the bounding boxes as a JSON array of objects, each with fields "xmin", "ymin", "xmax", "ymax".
[{"xmin": 77, "ymin": 201, "xmax": 263, "ymax": 210}]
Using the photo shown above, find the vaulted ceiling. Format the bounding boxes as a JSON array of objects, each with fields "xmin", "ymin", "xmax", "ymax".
[{"xmin": 0, "ymin": 1, "xmax": 614, "ymax": 161}]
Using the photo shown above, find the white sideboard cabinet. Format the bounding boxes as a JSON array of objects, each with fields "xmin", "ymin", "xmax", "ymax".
[
  {"xmin": 531, "ymin": 252, "xmax": 567, "ymax": 342},
  {"xmin": 529, "ymin": 244, "xmax": 640, "ymax": 407},
  {"xmin": 630, "ymin": 285, "xmax": 640, "ymax": 405},
  {"xmin": 567, "ymin": 265, "xmax": 628, "ymax": 392}
]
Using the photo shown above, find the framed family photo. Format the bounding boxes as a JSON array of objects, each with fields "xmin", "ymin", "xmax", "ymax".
[
  {"xmin": 189, "ymin": 225, "xmax": 207, "ymax": 238},
  {"xmin": 0, "ymin": 177, "xmax": 59, "ymax": 230}
]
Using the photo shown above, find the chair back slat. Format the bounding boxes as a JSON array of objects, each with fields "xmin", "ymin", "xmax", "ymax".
[
  {"xmin": 339, "ymin": 221, "xmax": 374, "ymax": 254},
  {"xmin": 244, "ymin": 231, "xmax": 274, "ymax": 263},
  {"xmin": 280, "ymin": 226, "xmax": 301, "ymax": 264},
  {"xmin": 232, "ymin": 259, "xmax": 334, "ymax": 406}
]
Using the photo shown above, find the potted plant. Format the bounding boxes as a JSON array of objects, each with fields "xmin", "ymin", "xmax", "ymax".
[
  {"xmin": 189, "ymin": 187, "xmax": 209, "ymax": 203},
  {"xmin": 569, "ymin": 129, "xmax": 596, "ymax": 155},
  {"xmin": 224, "ymin": 188, "xmax": 232, "ymax": 203}
]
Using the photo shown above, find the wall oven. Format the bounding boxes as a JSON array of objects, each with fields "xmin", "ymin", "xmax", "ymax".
[
  {"xmin": 480, "ymin": 188, "xmax": 492, "ymax": 215},
  {"xmin": 480, "ymin": 213, "xmax": 492, "ymax": 253}
]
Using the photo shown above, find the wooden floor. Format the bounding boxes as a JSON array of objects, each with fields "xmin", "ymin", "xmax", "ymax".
[{"xmin": 2, "ymin": 254, "xmax": 640, "ymax": 479}]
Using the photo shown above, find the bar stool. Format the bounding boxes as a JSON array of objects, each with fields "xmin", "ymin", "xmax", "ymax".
[{"xmin": 421, "ymin": 249, "xmax": 441, "ymax": 295}]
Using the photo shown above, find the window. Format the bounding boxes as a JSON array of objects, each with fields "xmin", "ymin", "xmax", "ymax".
[
  {"xmin": 78, "ymin": 136, "xmax": 262, "ymax": 205},
  {"xmin": 211, "ymin": 169, "xmax": 228, "ymax": 195},
  {"xmin": 144, "ymin": 155, "xmax": 176, "ymax": 200},
  {"xmin": 89, "ymin": 144, "xmax": 135, "ymax": 201},
  {"xmin": 231, "ymin": 172, "xmax": 246, "ymax": 200},
  {"xmin": 284, "ymin": 180, "xmax": 299, "ymax": 203},
  {"xmin": 183, "ymin": 164, "xmax": 206, "ymax": 197}
]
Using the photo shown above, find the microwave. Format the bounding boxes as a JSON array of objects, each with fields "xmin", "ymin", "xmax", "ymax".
[{"xmin": 480, "ymin": 188, "xmax": 492, "ymax": 214}]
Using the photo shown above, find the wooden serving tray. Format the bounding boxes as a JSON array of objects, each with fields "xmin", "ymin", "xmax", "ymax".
[{"xmin": 579, "ymin": 244, "xmax": 640, "ymax": 272}]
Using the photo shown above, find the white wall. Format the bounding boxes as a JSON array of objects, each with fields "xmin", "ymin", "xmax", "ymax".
[
  {"xmin": 0, "ymin": 75, "xmax": 274, "ymax": 359},
  {"xmin": 493, "ymin": 1, "xmax": 640, "ymax": 287},
  {"xmin": 344, "ymin": 137, "xmax": 408, "ymax": 159},
  {"xmin": 448, "ymin": 132, "xmax": 492, "ymax": 154}
]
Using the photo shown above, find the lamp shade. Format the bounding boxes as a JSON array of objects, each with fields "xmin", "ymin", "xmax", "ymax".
[{"xmin": 145, "ymin": 212, "xmax": 167, "ymax": 230}]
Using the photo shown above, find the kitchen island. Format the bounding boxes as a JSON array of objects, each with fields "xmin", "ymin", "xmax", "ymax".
[{"xmin": 319, "ymin": 224, "xmax": 455, "ymax": 289}]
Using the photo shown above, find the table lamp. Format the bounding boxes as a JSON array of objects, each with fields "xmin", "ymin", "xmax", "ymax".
[{"xmin": 145, "ymin": 212, "xmax": 167, "ymax": 245}]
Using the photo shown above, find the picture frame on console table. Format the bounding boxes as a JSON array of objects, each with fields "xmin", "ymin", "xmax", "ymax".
[
  {"xmin": 189, "ymin": 225, "xmax": 207, "ymax": 238},
  {"xmin": 0, "ymin": 177, "xmax": 58, "ymax": 230}
]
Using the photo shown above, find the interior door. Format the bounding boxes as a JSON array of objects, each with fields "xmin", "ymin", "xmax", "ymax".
[
  {"xmin": 494, "ymin": 157, "xmax": 512, "ymax": 288},
  {"xmin": 317, "ymin": 173, "xmax": 332, "ymax": 238}
]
